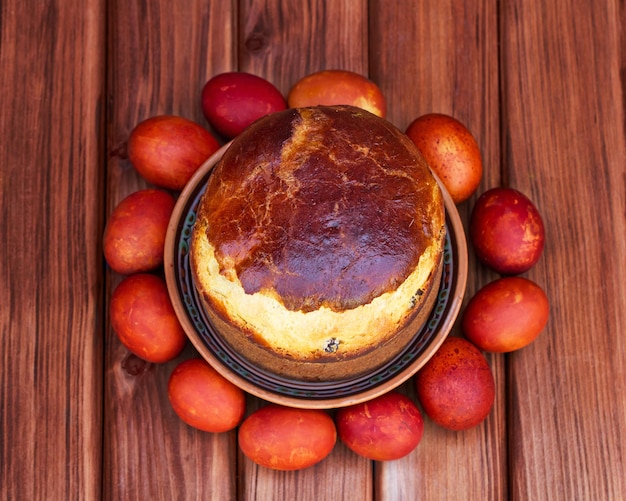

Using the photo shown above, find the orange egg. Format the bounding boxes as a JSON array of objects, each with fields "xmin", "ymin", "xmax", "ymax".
[
  {"xmin": 288, "ymin": 70, "xmax": 386, "ymax": 118},
  {"xmin": 405, "ymin": 113, "xmax": 482, "ymax": 203},
  {"xmin": 238, "ymin": 404, "xmax": 336, "ymax": 471},
  {"xmin": 103, "ymin": 189, "xmax": 175, "ymax": 275},
  {"xmin": 128, "ymin": 115, "xmax": 220, "ymax": 190},
  {"xmin": 462, "ymin": 277, "xmax": 549, "ymax": 352},
  {"xmin": 168, "ymin": 358, "xmax": 246, "ymax": 432},
  {"xmin": 109, "ymin": 273, "xmax": 187, "ymax": 363}
]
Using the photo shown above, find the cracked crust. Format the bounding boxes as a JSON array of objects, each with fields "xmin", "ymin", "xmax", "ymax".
[{"xmin": 190, "ymin": 105, "xmax": 445, "ymax": 381}]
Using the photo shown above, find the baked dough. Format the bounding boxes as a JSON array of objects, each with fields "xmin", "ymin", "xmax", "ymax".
[{"xmin": 191, "ymin": 105, "xmax": 445, "ymax": 381}]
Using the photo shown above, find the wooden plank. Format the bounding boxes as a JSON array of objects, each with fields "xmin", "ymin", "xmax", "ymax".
[
  {"xmin": 0, "ymin": 1, "xmax": 106, "ymax": 499},
  {"xmin": 4, "ymin": 1, "xmax": 626, "ymax": 499},
  {"xmin": 236, "ymin": 1, "xmax": 374, "ymax": 499},
  {"xmin": 501, "ymin": 0, "xmax": 626, "ymax": 498},
  {"xmin": 238, "ymin": 0, "xmax": 368, "ymax": 94},
  {"xmin": 237, "ymin": 400, "xmax": 373, "ymax": 501},
  {"xmin": 370, "ymin": 0, "xmax": 507, "ymax": 499},
  {"xmin": 104, "ymin": 1, "xmax": 238, "ymax": 499}
]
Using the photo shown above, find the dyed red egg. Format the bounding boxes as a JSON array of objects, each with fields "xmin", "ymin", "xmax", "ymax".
[
  {"xmin": 238, "ymin": 404, "xmax": 336, "ymax": 471},
  {"xmin": 415, "ymin": 337, "xmax": 495, "ymax": 431},
  {"xmin": 335, "ymin": 391, "xmax": 424, "ymax": 461},
  {"xmin": 462, "ymin": 277, "xmax": 549, "ymax": 352},
  {"xmin": 469, "ymin": 187, "xmax": 545, "ymax": 274},
  {"xmin": 201, "ymin": 72, "xmax": 287, "ymax": 138}
]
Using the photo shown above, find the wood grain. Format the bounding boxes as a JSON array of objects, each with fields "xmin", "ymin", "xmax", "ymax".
[
  {"xmin": 370, "ymin": 2, "xmax": 507, "ymax": 499},
  {"xmin": 0, "ymin": 1, "xmax": 106, "ymax": 499},
  {"xmin": 2, "ymin": 0, "xmax": 625, "ymax": 499},
  {"xmin": 236, "ymin": 1, "xmax": 373, "ymax": 498},
  {"xmin": 238, "ymin": 0, "xmax": 368, "ymax": 94},
  {"xmin": 501, "ymin": 1, "xmax": 626, "ymax": 499},
  {"xmin": 105, "ymin": 1, "xmax": 237, "ymax": 499}
]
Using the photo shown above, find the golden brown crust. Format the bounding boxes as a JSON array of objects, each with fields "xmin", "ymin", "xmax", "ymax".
[
  {"xmin": 190, "ymin": 105, "xmax": 445, "ymax": 381},
  {"xmin": 199, "ymin": 106, "xmax": 443, "ymax": 312}
]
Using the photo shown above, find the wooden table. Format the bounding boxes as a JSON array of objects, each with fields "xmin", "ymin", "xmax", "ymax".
[{"xmin": 2, "ymin": 1, "xmax": 625, "ymax": 499}]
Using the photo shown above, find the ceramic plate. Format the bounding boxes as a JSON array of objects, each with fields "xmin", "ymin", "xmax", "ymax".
[{"xmin": 165, "ymin": 143, "xmax": 468, "ymax": 409}]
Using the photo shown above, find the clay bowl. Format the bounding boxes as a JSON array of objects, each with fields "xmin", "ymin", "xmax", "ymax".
[{"xmin": 164, "ymin": 143, "xmax": 468, "ymax": 409}]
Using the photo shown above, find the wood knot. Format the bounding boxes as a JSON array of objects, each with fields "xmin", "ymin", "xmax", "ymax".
[
  {"xmin": 244, "ymin": 32, "xmax": 268, "ymax": 53},
  {"xmin": 121, "ymin": 353, "xmax": 151, "ymax": 376},
  {"xmin": 109, "ymin": 141, "xmax": 128, "ymax": 160}
]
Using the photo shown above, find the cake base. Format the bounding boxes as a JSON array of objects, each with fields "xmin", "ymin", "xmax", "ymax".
[{"xmin": 196, "ymin": 256, "xmax": 443, "ymax": 382}]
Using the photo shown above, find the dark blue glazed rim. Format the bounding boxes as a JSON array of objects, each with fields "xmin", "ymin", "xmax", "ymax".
[{"xmin": 166, "ymin": 149, "xmax": 462, "ymax": 406}]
